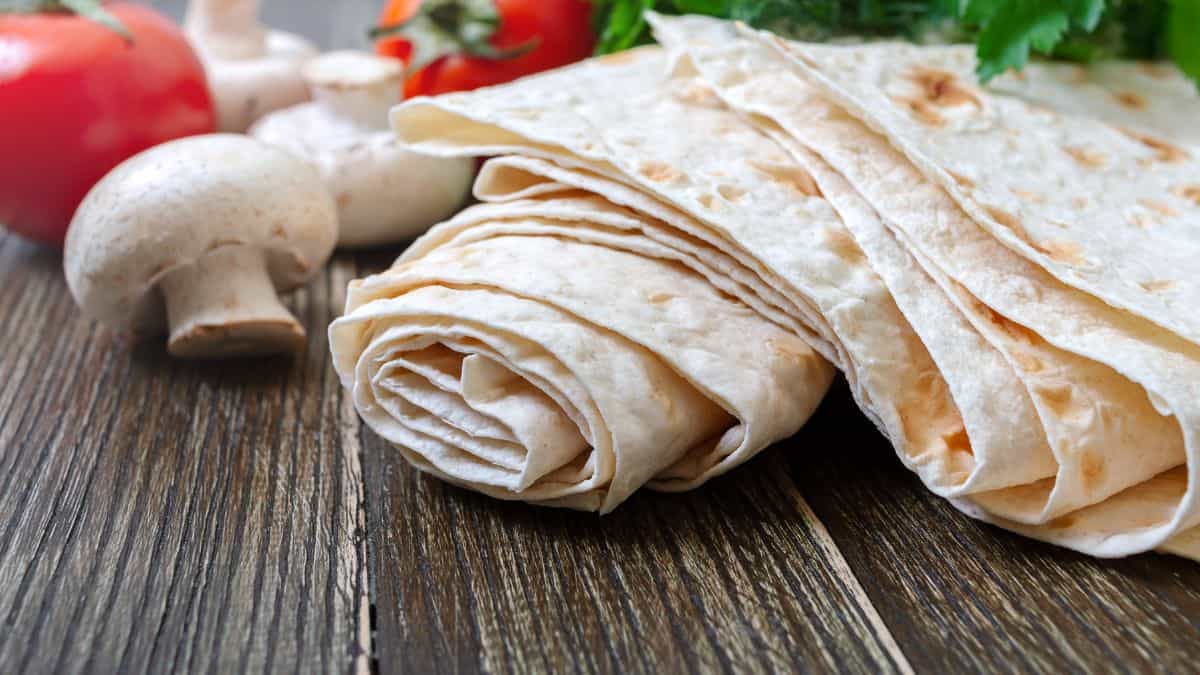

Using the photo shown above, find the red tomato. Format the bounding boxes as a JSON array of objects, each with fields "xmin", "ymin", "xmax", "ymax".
[
  {"xmin": 376, "ymin": 0, "xmax": 595, "ymax": 98},
  {"xmin": 0, "ymin": 3, "xmax": 216, "ymax": 247}
]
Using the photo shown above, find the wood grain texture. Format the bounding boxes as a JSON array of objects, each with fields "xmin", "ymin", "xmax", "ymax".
[
  {"xmin": 0, "ymin": 232, "xmax": 369, "ymax": 674},
  {"xmin": 363, "ymin": 429, "xmax": 912, "ymax": 675},
  {"xmin": 790, "ymin": 379, "xmax": 1200, "ymax": 674}
]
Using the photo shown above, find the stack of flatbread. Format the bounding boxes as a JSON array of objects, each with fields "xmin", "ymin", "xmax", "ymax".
[{"xmin": 330, "ymin": 13, "xmax": 1200, "ymax": 559}]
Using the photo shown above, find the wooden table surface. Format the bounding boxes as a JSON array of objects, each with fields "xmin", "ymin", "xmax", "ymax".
[{"xmin": 4, "ymin": 3, "xmax": 1200, "ymax": 673}]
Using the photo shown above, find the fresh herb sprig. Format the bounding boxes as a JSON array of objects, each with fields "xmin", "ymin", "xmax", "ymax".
[{"xmin": 592, "ymin": 0, "xmax": 1200, "ymax": 85}]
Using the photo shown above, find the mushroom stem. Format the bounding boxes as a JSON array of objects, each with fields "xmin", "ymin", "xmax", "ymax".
[
  {"xmin": 185, "ymin": 0, "xmax": 267, "ymax": 59},
  {"xmin": 305, "ymin": 52, "xmax": 405, "ymax": 130},
  {"xmin": 160, "ymin": 245, "xmax": 306, "ymax": 358}
]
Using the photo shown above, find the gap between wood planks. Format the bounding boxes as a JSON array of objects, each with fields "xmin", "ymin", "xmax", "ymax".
[
  {"xmin": 787, "ymin": 493, "xmax": 915, "ymax": 675},
  {"xmin": 332, "ymin": 258, "xmax": 375, "ymax": 675}
]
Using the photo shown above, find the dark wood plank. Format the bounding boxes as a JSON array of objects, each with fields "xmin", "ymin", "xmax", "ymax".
[
  {"xmin": 791, "ymin": 378, "xmax": 1200, "ymax": 673},
  {"xmin": 362, "ymin": 396, "xmax": 913, "ymax": 673},
  {"xmin": 0, "ymin": 232, "xmax": 369, "ymax": 674}
]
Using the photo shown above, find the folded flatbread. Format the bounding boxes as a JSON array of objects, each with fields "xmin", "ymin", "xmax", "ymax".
[
  {"xmin": 331, "ymin": 14, "xmax": 1200, "ymax": 559},
  {"xmin": 331, "ymin": 197, "xmax": 833, "ymax": 512}
]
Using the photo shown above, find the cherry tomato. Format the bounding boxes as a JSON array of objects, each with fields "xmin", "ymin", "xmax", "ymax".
[
  {"xmin": 376, "ymin": 0, "xmax": 596, "ymax": 98},
  {"xmin": 0, "ymin": 3, "xmax": 216, "ymax": 247}
]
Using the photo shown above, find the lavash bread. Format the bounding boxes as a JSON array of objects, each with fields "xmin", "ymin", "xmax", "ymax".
[
  {"xmin": 647, "ymin": 14, "xmax": 1199, "ymax": 556},
  {"xmin": 331, "ymin": 14, "xmax": 1200, "ymax": 558}
]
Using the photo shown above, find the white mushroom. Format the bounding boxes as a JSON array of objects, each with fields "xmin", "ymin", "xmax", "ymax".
[
  {"xmin": 185, "ymin": 0, "xmax": 317, "ymax": 132},
  {"xmin": 250, "ymin": 50, "xmax": 475, "ymax": 248},
  {"xmin": 64, "ymin": 134, "xmax": 338, "ymax": 359}
]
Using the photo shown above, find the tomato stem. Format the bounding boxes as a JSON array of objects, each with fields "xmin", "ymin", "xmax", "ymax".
[{"xmin": 368, "ymin": 0, "xmax": 538, "ymax": 70}]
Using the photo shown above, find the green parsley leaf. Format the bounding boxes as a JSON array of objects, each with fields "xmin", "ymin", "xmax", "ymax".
[
  {"xmin": 1167, "ymin": 0, "xmax": 1200, "ymax": 85},
  {"xmin": 971, "ymin": 0, "xmax": 1069, "ymax": 80},
  {"xmin": 590, "ymin": 0, "xmax": 1200, "ymax": 87}
]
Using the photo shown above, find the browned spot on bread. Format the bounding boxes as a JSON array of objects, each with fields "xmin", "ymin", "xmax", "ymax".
[
  {"xmin": 1138, "ymin": 62, "xmax": 1171, "ymax": 79},
  {"xmin": 941, "ymin": 425, "xmax": 972, "ymax": 454},
  {"xmin": 749, "ymin": 161, "xmax": 823, "ymax": 197},
  {"xmin": 646, "ymin": 291, "xmax": 675, "ymax": 303},
  {"xmin": 638, "ymin": 160, "xmax": 682, "ymax": 183},
  {"xmin": 976, "ymin": 299, "xmax": 1040, "ymax": 344},
  {"xmin": 906, "ymin": 66, "xmax": 982, "ymax": 108},
  {"xmin": 822, "ymin": 228, "xmax": 866, "ymax": 265},
  {"xmin": 987, "ymin": 205, "xmax": 1087, "ymax": 266},
  {"xmin": 1038, "ymin": 239, "xmax": 1088, "ymax": 266},
  {"xmin": 946, "ymin": 170, "xmax": 975, "ymax": 190},
  {"xmin": 1080, "ymin": 451, "xmax": 1106, "ymax": 492},
  {"xmin": 1048, "ymin": 514, "xmax": 1078, "ymax": 530},
  {"xmin": 336, "ymin": 192, "xmax": 353, "ymax": 209},
  {"xmin": 1113, "ymin": 91, "xmax": 1146, "ymax": 109},
  {"xmin": 1072, "ymin": 196, "xmax": 1089, "ymax": 210},
  {"xmin": 1010, "ymin": 187, "xmax": 1045, "ymax": 203},
  {"xmin": 717, "ymin": 184, "xmax": 746, "ymax": 202},
  {"xmin": 1010, "ymin": 350, "xmax": 1044, "ymax": 373},
  {"xmin": 1064, "ymin": 146, "xmax": 1107, "ymax": 169},
  {"xmin": 984, "ymin": 205, "xmax": 1053, "ymax": 259},
  {"xmin": 270, "ymin": 222, "xmax": 286, "ymax": 238},
  {"xmin": 985, "ymin": 205, "xmax": 1022, "ymax": 233},
  {"xmin": 1139, "ymin": 279, "xmax": 1176, "ymax": 293},
  {"xmin": 893, "ymin": 95, "xmax": 945, "ymax": 126},
  {"xmin": 767, "ymin": 338, "xmax": 812, "ymax": 362},
  {"xmin": 1120, "ymin": 128, "xmax": 1189, "ymax": 163},
  {"xmin": 696, "ymin": 193, "xmax": 718, "ymax": 210},
  {"xmin": 1036, "ymin": 384, "xmax": 1090, "ymax": 426},
  {"xmin": 1139, "ymin": 199, "xmax": 1179, "ymax": 217},
  {"xmin": 1172, "ymin": 184, "xmax": 1200, "ymax": 205}
]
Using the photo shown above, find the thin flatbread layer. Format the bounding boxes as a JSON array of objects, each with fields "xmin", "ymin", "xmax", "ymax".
[{"xmin": 763, "ymin": 35, "xmax": 1200, "ymax": 348}]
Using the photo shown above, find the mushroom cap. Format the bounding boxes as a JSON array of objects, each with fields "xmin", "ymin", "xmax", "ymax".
[{"xmin": 64, "ymin": 133, "xmax": 337, "ymax": 334}]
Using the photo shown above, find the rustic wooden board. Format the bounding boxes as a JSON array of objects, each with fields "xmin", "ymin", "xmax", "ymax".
[
  {"xmin": 362, "ymin": 431, "xmax": 912, "ymax": 675},
  {"xmin": 0, "ymin": 232, "xmax": 369, "ymax": 674}
]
